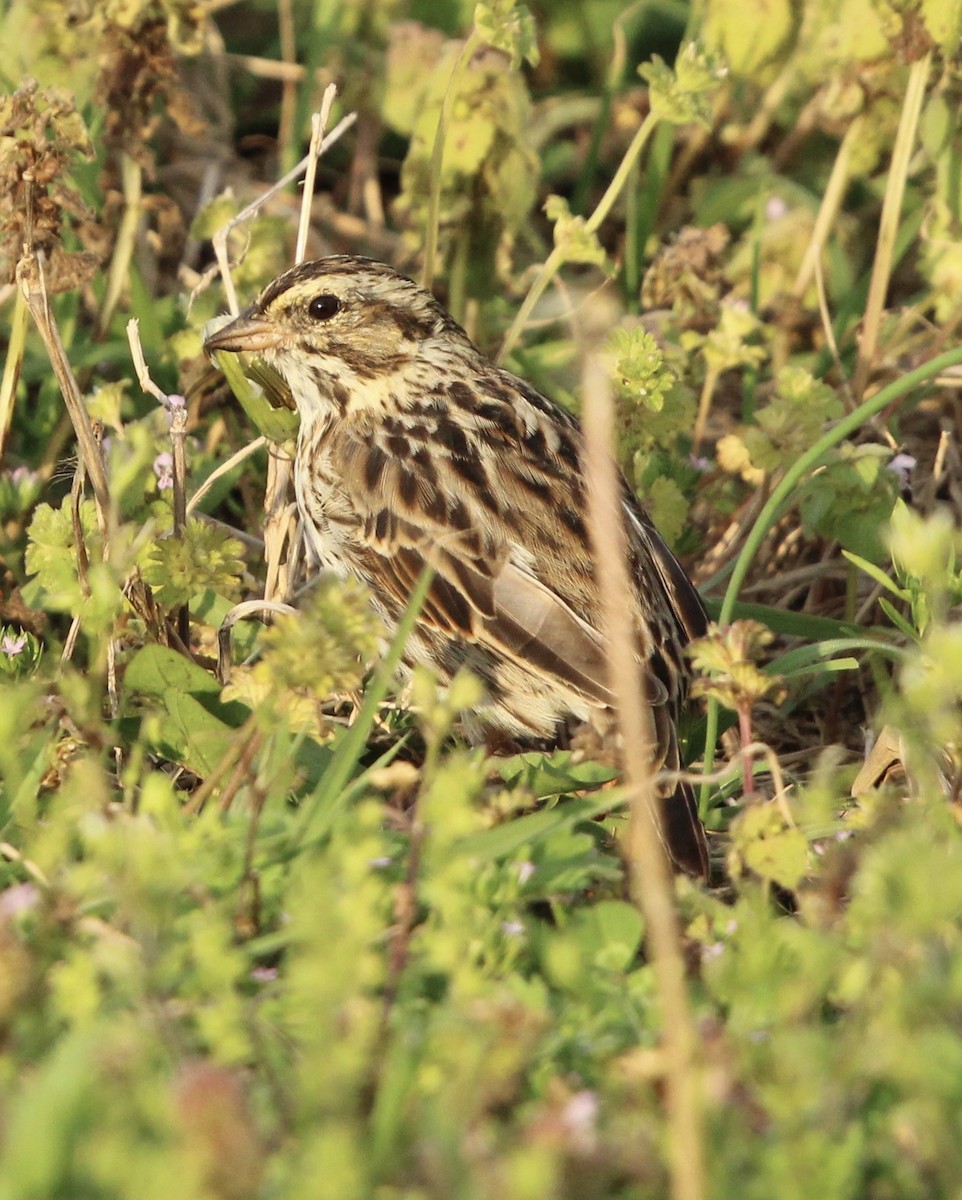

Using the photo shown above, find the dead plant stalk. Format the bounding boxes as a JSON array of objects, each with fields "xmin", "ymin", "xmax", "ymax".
[
  {"xmin": 210, "ymin": 86, "xmax": 354, "ymax": 605},
  {"xmin": 852, "ymin": 52, "xmax": 931, "ymax": 401},
  {"xmin": 580, "ymin": 307, "xmax": 704, "ymax": 1200}
]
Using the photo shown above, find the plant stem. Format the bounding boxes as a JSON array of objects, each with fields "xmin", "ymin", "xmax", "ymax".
[
  {"xmin": 738, "ymin": 704, "xmax": 756, "ymax": 798},
  {"xmin": 16, "ymin": 248, "xmax": 112, "ymax": 532},
  {"xmin": 498, "ymin": 111, "xmax": 660, "ymax": 363},
  {"xmin": 581, "ymin": 301, "xmax": 704, "ymax": 1200},
  {"xmin": 448, "ymin": 226, "xmax": 470, "ymax": 326},
  {"xmin": 792, "ymin": 116, "xmax": 859, "ymax": 299},
  {"xmin": 97, "ymin": 152, "xmax": 142, "ymax": 337},
  {"xmin": 170, "ymin": 404, "xmax": 190, "ymax": 645},
  {"xmin": 852, "ymin": 53, "xmax": 931, "ymax": 400},
  {"xmin": 276, "ymin": 0, "xmax": 298, "ymax": 172},
  {"xmin": 588, "ymin": 111, "xmax": 660, "ymax": 236},
  {"xmin": 422, "ymin": 32, "xmax": 481, "ymax": 291},
  {"xmin": 692, "ymin": 365, "xmax": 719, "ymax": 455},
  {"xmin": 0, "ymin": 288, "xmax": 28, "ymax": 462}
]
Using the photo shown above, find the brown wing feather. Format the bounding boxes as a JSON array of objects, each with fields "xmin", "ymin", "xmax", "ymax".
[
  {"xmin": 353, "ymin": 509, "xmax": 617, "ymax": 707},
  {"xmin": 326, "ymin": 361, "xmax": 690, "ymax": 720}
]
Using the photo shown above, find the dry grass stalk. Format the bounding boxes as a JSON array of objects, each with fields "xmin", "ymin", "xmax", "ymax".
[
  {"xmin": 16, "ymin": 246, "xmax": 112, "ymax": 531},
  {"xmin": 852, "ymin": 52, "xmax": 931, "ymax": 401},
  {"xmin": 128, "ymin": 317, "xmax": 191, "ymax": 641},
  {"xmin": 579, "ymin": 295, "xmax": 705, "ymax": 1200}
]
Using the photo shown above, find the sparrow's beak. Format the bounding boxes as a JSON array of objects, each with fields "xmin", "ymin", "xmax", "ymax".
[{"xmin": 204, "ymin": 310, "xmax": 283, "ymax": 354}]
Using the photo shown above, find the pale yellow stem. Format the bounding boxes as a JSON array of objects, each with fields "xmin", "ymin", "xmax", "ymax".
[
  {"xmin": 580, "ymin": 299, "xmax": 704, "ymax": 1200},
  {"xmin": 853, "ymin": 53, "xmax": 932, "ymax": 401},
  {"xmin": 793, "ymin": 116, "xmax": 860, "ymax": 299}
]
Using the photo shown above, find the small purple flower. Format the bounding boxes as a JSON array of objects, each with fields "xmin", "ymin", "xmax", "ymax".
[
  {"xmin": 561, "ymin": 1090, "xmax": 599, "ymax": 1137},
  {"xmin": 153, "ymin": 452, "xmax": 174, "ymax": 491},
  {"xmin": 0, "ymin": 883, "xmax": 40, "ymax": 918},
  {"xmin": 9, "ymin": 466, "xmax": 39, "ymax": 487},
  {"xmin": 165, "ymin": 394, "xmax": 186, "ymax": 427},
  {"xmin": 887, "ymin": 453, "xmax": 916, "ymax": 488},
  {"xmin": 1, "ymin": 634, "xmax": 27, "ymax": 657},
  {"xmin": 517, "ymin": 861, "xmax": 536, "ymax": 884},
  {"xmin": 250, "ymin": 966, "xmax": 279, "ymax": 983},
  {"xmin": 765, "ymin": 196, "xmax": 788, "ymax": 221},
  {"xmin": 501, "ymin": 919, "xmax": 525, "ymax": 937}
]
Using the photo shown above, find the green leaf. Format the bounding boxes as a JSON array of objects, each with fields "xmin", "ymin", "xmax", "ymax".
[
  {"xmin": 122, "ymin": 645, "xmax": 249, "ymax": 777},
  {"xmin": 647, "ymin": 475, "xmax": 688, "ymax": 547},
  {"xmin": 842, "ymin": 550, "xmax": 908, "ymax": 600},
  {"xmin": 453, "ymin": 792, "xmax": 625, "ymax": 863},
  {"xmin": 24, "ymin": 498, "xmax": 101, "ymax": 613},
  {"xmin": 771, "ymin": 637, "xmax": 905, "ymax": 677},
  {"xmin": 878, "ymin": 597, "xmax": 921, "ymax": 642},
  {"xmin": 568, "ymin": 900, "xmax": 644, "ymax": 972},
  {"xmin": 496, "ymin": 750, "xmax": 617, "ymax": 798},
  {"xmin": 709, "ymin": 599, "xmax": 863, "ymax": 641},
  {"xmin": 210, "ymin": 342, "xmax": 300, "ymax": 444},
  {"xmin": 702, "ymin": 0, "xmax": 796, "ymax": 76},
  {"xmin": 640, "ymin": 42, "xmax": 726, "ymax": 130},
  {"xmin": 124, "ymin": 643, "xmax": 221, "ymax": 698},
  {"xmin": 732, "ymin": 805, "xmax": 810, "ymax": 890},
  {"xmin": 151, "ymin": 691, "xmax": 241, "ymax": 777},
  {"xmin": 474, "ymin": 0, "xmax": 540, "ymax": 69}
]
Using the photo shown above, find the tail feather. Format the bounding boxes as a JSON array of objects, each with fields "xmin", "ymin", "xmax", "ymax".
[{"xmin": 661, "ymin": 783, "xmax": 710, "ymax": 880}]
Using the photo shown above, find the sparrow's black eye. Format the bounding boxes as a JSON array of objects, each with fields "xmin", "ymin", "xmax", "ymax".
[{"xmin": 307, "ymin": 293, "xmax": 342, "ymax": 321}]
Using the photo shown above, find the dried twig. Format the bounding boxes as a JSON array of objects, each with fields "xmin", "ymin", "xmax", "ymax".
[
  {"xmin": 127, "ymin": 318, "xmax": 191, "ymax": 644},
  {"xmin": 186, "ymin": 436, "xmax": 268, "ymax": 515},
  {"xmin": 295, "ymin": 87, "xmax": 338, "ymax": 265},
  {"xmin": 792, "ymin": 118, "xmax": 858, "ymax": 301},
  {"xmin": 98, "ymin": 153, "xmax": 142, "ymax": 336},
  {"xmin": 225, "ymin": 52, "xmax": 307, "ymax": 83},
  {"xmin": 261, "ymin": 448, "xmax": 297, "ymax": 603},
  {"xmin": 16, "ymin": 244, "xmax": 112, "ymax": 531},
  {"xmin": 211, "ymin": 102, "xmax": 357, "ymax": 314},
  {"xmin": 275, "ymin": 0, "xmax": 298, "ymax": 164},
  {"xmin": 0, "ymin": 289, "xmax": 28, "ymax": 462},
  {"xmin": 216, "ymin": 598, "xmax": 297, "ymax": 684}
]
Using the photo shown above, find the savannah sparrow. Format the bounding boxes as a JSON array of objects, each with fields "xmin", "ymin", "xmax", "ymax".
[{"xmin": 205, "ymin": 256, "xmax": 709, "ymax": 877}]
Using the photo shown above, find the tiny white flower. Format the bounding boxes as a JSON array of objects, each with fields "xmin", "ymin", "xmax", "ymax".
[
  {"xmin": 1, "ymin": 634, "xmax": 27, "ymax": 657},
  {"xmin": 153, "ymin": 452, "xmax": 174, "ymax": 490},
  {"xmin": 517, "ymin": 861, "xmax": 536, "ymax": 884}
]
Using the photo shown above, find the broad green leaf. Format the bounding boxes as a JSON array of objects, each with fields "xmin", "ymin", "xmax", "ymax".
[
  {"xmin": 496, "ymin": 750, "xmax": 617, "ymax": 798},
  {"xmin": 454, "ymin": 792, "xmax": 625, "ymax": 863},
  {"xmin": 124, "ymin": 643, "xmax": 221, "ymax": 698},
  {"xmin": 123, "ymin": 645, "xmax": 249, "ymax": 777},
  {"xmin": 210, "ymin": 342, "xmax": 300, "ymax": 444},
  {"xmin": 568, "ymin": 900, "xmax": 644, "ymax": 972}
]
